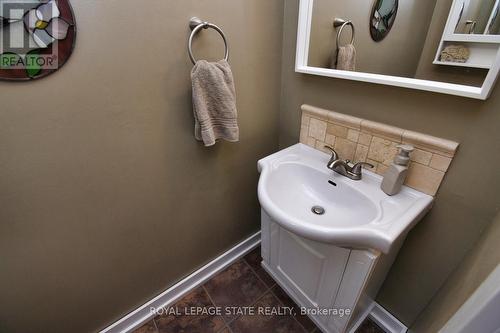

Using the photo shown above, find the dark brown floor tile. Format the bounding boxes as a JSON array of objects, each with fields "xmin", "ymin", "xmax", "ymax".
[
  {"xmin": 229, "ymin": 291, "xmax": 306, "ymax": 333},
  {"xmin": 355, "ymin": 317, "xmax": 386, "ymax": 333},
  {"xmin": 271, "ymin": 285, "xmax": 317, "ymax": 332},
  {"xmin": 204, "ymin": 259, "xmax": 268, "ymax": 321},
  {"xmin": 133, "ymin": 320, "xmax": 158, "ymax": 333},
  {"xmin": 243, "ymin": 247, "xmax": 276, "ymax": 288},
  {"xmin": 154, "ymin": 286, "xmax": 225, "ymax": 333}
]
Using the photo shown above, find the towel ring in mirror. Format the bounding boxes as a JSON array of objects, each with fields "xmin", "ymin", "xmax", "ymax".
[
  {"xmin": 188, "ymin": 17, "xmax": 229, "ymax": 65},
  {"xmin": 334, "ymin": 18, "xmax": 355, "ymax": 48}
]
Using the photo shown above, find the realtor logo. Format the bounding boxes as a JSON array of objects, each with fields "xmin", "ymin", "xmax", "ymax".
[{"xmin": 0, "ymin": 0, "xmax": 76, "ymax": 80}]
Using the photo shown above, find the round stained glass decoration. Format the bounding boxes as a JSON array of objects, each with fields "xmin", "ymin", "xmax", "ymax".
[{"xmin": 0, "ymin": 0, "xmax": 76, "ymax": 80}]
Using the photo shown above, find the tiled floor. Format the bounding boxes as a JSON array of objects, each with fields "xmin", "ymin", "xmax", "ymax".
[
  {"xmin": 133, "ymin": 246, "xmax": 385, "ymax": 333},
  {"xmin": 356, "ymin": 318, "xmax": 385, "ymax": 333}
]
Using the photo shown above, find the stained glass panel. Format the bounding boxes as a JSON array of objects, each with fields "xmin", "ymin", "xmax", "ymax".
[{"xmin": 0, "ymin": 0, "xmax": 76, "ymax": 80}]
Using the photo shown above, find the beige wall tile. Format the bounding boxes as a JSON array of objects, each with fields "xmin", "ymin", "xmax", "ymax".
[
  {"xmin": 300, "ymin": 124, "xmax": 309, "ymax": 144},
  {"xmin": 377, "ymin": 163, "xmax": 390, "ymax": 175},
  {"xmin": 411, "ymin": 149, "xmax": 433, "ymax": 166},
  {"xmin": 361, "ymin": 120, "xmax": 404, "ymax": 142},
  {"xmin": 325, "ymin": 134, "xmax": 336, "ymax": 146},
  {"xmin": 358, "ymin": 132, "xmax": 373, "ymax": 146},
  {"xmin": 354, "ymin": 144, "xmax": 369, "ymax": 162},
  {"xmin": 315, "ymin": 140, "xmax": 331, "ymax": 154},
  {"xmin": 430, "ymin": 154, "xmax": 453, "ymax": 172},
  {"xmin": 301, "ymin": 114, "xmax": 311, "ymax": 127},
  {"xmin": 301, "ymin": 104, "xmax": 330, "ymax": 120},
  {"xmin": 298, "ymin": 106, "xmax": 458, "ymax": 197},
  {"xmin": 327, "ymin": 113, "xmax": 362, "ymax": 130},
  {"xmin": 347, "ymin": 129, "xmax": 360, "ymax": 143},
  {"xmin": 334, "ymin": 137, "xmax": 357, "ymax": 161},
  {"xmin": 406, "ymin": 162, "xmax": 445, "ymax": 196},
  {"xmin": 309, "ymin": 118, "xmax": 327, "ymax": 141},
  {"xmin": 368, "ymin": 136, "xmax": 399, "ymax": 165},
  {"xmin": 403, "ymin": 130, "xmax": 459, "ymax": 157},
  {"xmin": 366, "ymin": 159, "xmax": 380, "ymax": 174},
  {"xmin": 306, "ymin": 137, "xmax": 316, "ymax": 147},
  {"xmin": 327, "ymin": 124, "xmax": 348, "ymax": 138}
]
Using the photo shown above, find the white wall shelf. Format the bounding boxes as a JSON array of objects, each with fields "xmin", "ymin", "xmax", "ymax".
[
  {"xmin": 433, "ymin": 0, "xmax": 500, "ymax": 70},
  {"xmin": 433, "ymin": 60, "xmax": 491, "ymax": 69},
  {"xmin": 434, "ymin": 41, "xmax": 498, "ymax": 69},
  {"xmin": 444, "ymin": 34, "xmax": 500, "ymax": 43}
]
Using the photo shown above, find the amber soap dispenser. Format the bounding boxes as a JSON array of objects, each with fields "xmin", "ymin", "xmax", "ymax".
[{"xmin": 381, "ymin": 145, "xmax": 414, "ymax": 196}]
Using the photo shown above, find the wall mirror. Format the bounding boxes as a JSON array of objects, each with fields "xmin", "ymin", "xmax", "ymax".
[
  {"xmin": 455, "ymin": 0, "xmax": 500, "ymax": 34},
  {"xmin": 296, "ymin": 0, "xmax": 500, "ymax": 99}
]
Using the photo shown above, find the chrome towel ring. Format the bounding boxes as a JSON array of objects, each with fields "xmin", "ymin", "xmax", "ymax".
[
  {"xmin": 188, "ymin": 17, "xmax": 229, "ymax": 65},
  {"xmin": 333, "ymin": 18, "xmax": 355, "ymax": 49}
]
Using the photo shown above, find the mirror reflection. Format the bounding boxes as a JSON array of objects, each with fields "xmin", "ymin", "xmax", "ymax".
[
  {"xmin": 455, "ymin": 0, "xmax": 500, "ymax": 34},
  {"xmin": 307, "ymin": 0, "xmax": 500, "ymax": 88},
  {"xmin": 370, "ymin": 0, "xmax": 398, "ymax": 41}
]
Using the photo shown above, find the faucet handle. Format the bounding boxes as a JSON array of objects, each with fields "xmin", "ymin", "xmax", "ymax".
[
  {"xmin": 352, "ymin": 161, "xmax": 374, "ymax": 175},
  {"xmin": 324, "ymin": 145, "xmax": 339, "ymax": 161}
]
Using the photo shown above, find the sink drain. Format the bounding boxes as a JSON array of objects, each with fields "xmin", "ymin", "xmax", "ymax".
[{"xmin": 311, "ymin": 206, "xmax": 325, "ymax": 215}]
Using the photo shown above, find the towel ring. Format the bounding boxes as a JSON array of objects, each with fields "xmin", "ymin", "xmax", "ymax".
[
  {"xmin": 188, "ymin": 17, "xmax": 229, "ymax": 65},
  {"xmin": 333, "ymin": 18, "xmax": 355, "ymax": 48}
]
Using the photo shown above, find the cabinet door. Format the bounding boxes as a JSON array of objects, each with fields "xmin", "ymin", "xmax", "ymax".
[
  {"xmin": 269, "ymin": 225, "xmax": 350, "ymax": 323},
  {"xmin": 328, "ymin": 250, "xmax": 378, "ymax": 332},
  {"xmin": 260, "ymin": 209, "xmax": 273, "ymax": 263}
]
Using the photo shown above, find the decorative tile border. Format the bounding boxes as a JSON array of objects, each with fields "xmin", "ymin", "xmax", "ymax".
[{"xmin": 299, "ymin": 105, "xmax": 459, "ymax": 196}]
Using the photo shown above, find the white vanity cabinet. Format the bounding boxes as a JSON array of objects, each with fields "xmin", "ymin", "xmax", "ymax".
[
  {"xmin": 260, "ymin": 209, "xmax": 400, "ymax": 333},
  {"xmin": 257, "ymin": 144, "xmax": 433, "ymax": 332}
]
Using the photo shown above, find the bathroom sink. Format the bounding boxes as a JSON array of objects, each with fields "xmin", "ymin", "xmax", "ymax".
[{"xmin": 257, "ymin": 144, "xmax": 433, "ymax": 253}]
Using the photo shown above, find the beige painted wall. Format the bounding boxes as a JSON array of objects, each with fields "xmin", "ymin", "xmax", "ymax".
[
  {"xmin": 0, "ymin": 1, "xmax": 284, "ymax": 332},
  {"xmin": 280, "ymin": 0, "xmax": 500, "ymax": 328},
  {"xmin": 409, "ymin": 212, "xmax": 500, "ymax": 332},
  {"xmin": 308, "ymin": 0, "xmax": 437, "ymax": 77}
]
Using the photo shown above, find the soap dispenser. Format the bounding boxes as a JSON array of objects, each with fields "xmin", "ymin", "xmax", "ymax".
[{"xmin": 381, "ymin": 144, "xmax": 414, "ymax": 196}]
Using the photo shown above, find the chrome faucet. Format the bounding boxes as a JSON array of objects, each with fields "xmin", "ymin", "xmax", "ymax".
[{"xmin": 324, "ymin": 146, "xmax": 374, "ymax": 181}]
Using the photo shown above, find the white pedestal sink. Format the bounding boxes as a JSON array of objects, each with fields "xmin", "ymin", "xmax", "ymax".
[{"xmin": 257, "ymin": 144, "xmax": 433, "ymax": 333}]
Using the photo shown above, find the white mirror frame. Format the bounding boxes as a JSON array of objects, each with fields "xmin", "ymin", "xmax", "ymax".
[{"xmin": 295, "ymin": 0, "xmax": 500, "ymax": 99}]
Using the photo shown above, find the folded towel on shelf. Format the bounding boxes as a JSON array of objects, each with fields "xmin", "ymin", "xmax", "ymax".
[
  {"xmin": 440, "ymin": 45, "xmax": 470, "ymax": 63},
  {"xmin": 336, "ymin": 44, "xmax": 356, "ymax": 71},
  {"xmin": 191, "ymin": 59, "xmax": 239, "ymax": 147}
]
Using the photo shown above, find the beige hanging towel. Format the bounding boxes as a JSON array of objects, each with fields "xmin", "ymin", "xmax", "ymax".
[
  {"xmin": 191, "ymin": 59, "xmax": 239, "ymax": 147},
  {"xmin": 336, "ymin": 44, "xmax": 356, "ymax": 71}
]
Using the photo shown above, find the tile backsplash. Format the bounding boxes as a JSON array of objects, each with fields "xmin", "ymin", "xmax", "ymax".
[{"xmin": 299, "ymin": 105, "xmax": 459, "ymax": 196}]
